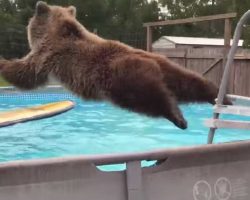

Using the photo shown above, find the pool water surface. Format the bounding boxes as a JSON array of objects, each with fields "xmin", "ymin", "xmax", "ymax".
[{"xmin": 0, "ymin": 90, "xmax": 250, "ymax": 170}]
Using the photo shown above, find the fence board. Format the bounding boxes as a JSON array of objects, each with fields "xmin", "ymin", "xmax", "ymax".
[
  {"xmin": 153, "ymin": 48, "xmax": 250, "ymax": 97},
  {"xmin": 154, "ymin": 49, "xmax": 186, "ymax": 58},
  {"xmin": 228, "ymin": 61, "xmax": 236, "ymax": 94},
  {"xmin": 234, "ymin": 60, "xmax": 250, "ymax": 96},
  {"xmin": 169, "ymin": 58, "xmax": 186, "ymax": 67},
  {"xmin": 186, "ymin": 48, "xmax": 224, "ymax": 59}
]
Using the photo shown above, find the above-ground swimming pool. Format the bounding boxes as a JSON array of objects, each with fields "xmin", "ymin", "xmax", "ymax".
[{"xmin": 0, "ymin": 87, "xmax": 250, "ymax": 169}]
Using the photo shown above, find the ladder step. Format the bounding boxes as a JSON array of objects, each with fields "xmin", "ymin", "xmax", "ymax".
[
  {"xmin": 214, "ymin": 105, "xmax": 250, "ymax": 116},
  {"xmin": 205, "ymin": 119, "xmax": 250, "ymax": 130}
]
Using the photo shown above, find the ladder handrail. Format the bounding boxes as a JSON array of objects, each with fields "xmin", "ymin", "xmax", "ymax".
[
  {"xmin": 217, "ymin": 10, "xmax": 250, "ymax": 105},
  {"xmin": 207, "ymin": 10, "xmax": 250, "ymax": 144}
]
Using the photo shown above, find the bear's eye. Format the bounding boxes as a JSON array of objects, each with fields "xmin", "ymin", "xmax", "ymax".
[{"xmin": 61, "ymin": 20, "xmax": 82, "ymax": 39}]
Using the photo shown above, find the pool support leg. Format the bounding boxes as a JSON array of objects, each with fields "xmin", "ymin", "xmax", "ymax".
[
  {"xmin": 126, "ymin": 161, "xmax": 143, "ymax": 200},
  {"xmin": 207, "ymin": 113, "xmax": 219, "ymax": 144}
]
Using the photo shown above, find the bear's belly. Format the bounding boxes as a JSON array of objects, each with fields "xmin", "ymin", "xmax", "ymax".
[{"xmin": 69, "ymin": 81, "xmax": 104, "ymax": 101}]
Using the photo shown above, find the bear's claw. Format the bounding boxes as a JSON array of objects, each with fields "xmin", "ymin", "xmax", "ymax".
[{"xmin": 174, "ymin": 118, "xmax": 188, "ymax": 130}]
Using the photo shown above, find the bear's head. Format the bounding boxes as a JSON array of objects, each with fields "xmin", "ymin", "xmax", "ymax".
[{"xmin": 28, "ymin": 1, "xmax": 82, "ymax": 49}]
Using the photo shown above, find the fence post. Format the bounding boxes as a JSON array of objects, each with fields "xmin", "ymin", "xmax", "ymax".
[
  {"xmin": 146, "ymin": 26, "xmax": 152, "ymax": 52},
  {"xmin": 224, "ymin": 18, "xmax": 232, "ymax": 48}
]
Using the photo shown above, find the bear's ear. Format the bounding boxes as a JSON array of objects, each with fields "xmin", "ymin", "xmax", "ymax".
[
  {"xmin": 36, "ymin": 1, "xmax": 50, "ymax": 16},
  {"xmin": 61, "ymin": 20, "xmax": 82, "ymax": 39},
  {"xmin": 68, "ymin": 6, "xmax": 76, "ymax": 17}
]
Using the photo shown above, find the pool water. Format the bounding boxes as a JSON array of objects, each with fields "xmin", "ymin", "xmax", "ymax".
[{"xmin": 0, "ymin": 90, "xmax": 250, "ymax": 170}]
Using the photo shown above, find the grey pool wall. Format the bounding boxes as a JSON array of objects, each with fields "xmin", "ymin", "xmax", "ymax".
[{"xmin": 0, "ymin": 140, "xmax": 250, "ymax": 200}]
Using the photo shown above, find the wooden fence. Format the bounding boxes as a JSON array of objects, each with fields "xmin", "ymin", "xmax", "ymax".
[{"xmin": 153, "ymin": 48, "xmax": 250, "ymax": 97}]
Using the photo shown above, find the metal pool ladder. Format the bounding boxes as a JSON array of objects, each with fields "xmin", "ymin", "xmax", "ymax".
[{"xmin": 205, "ymin": 10, "xmax": 250, "ymax": 144}]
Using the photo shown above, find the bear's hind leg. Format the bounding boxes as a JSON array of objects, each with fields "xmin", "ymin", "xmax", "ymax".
[{"xmin": 108, "ymin": 70, "xmax": 187, "ymax": 129}]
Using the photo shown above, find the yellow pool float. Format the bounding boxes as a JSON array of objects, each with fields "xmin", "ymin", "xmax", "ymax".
[{"xmin": 0, "ymin": 101, "xmax": 75, "ymax": 127}]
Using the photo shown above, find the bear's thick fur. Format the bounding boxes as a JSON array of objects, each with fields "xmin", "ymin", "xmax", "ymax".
[{"xmin": 0, "ymin": 1, "xmax": 230, "ymax": 129}]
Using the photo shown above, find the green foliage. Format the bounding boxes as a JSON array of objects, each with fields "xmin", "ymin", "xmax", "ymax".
[
  {"xmin": 0, "ymin": 0, "xmax": 250, "ymax": 63},
  {"xmin": 0, "ymin": 76, "xmax": 8, "ymax": 86},
  {"xmin": 158, "ymin": 0, "xmax": 250, "ymax": 46},
  {"xmin": 0, "ymin": 0, "xmax": 160, "ymax": 58}
]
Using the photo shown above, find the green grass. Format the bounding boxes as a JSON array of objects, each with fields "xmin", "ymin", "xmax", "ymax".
[{"xmin": 0, "ymin": 76, "xmax": 9, "ymax": 87}]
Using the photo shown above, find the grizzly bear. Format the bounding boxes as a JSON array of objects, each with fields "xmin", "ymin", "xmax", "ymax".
[{"xmin": 0, "ymin": 1, "xmax": 230, "ymax": 129}]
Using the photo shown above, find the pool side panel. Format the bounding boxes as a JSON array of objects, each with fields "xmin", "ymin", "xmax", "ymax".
[{"xmin": 0, "ymin": 141, "xmax": 250, "ymax": 200}]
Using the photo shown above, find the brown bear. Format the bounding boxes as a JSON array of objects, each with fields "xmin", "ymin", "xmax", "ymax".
[{"xmin": 0, "ymin": 1, "xmax": 230, "ymax": 129}]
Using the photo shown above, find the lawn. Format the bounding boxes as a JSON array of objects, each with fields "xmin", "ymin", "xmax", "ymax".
[{"xmin": 0, "ymin": 76, "xmax": 9, "ymax": 87}]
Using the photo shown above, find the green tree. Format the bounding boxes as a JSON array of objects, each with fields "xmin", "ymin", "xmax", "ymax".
[
  {"xmin": 0, "ymin": 0, "xmax": 28, "ymax": 58},
  {"xmin": 158, "ymin": 0, "xmax": 250, "ymax": 48},
  {"xmin": 2, "ymin": 0, "xmax": 249, "ymax": 59}
]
